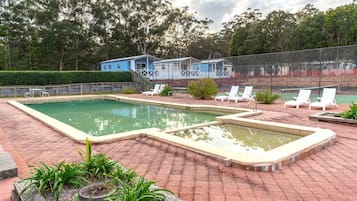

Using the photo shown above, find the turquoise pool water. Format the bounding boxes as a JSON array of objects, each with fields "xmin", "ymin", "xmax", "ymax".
[
  {"xmin": 26, "ymin": 100, "xmax": 218, "ymax": 136},
  {"xmin": 172, "ymin": 124, "xmax": 301, "ymax": 153}
]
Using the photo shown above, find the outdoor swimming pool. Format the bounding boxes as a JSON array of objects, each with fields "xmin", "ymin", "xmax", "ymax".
[
  {"xmin": 26, "ymin": 99, "xmax": 218, "ymax": 136},
  {"xmin": 172, "ymin": 124, "xmax": 301, "ymax": 154},
  {"xmin": 9, "ymin": 95, "xmax": 335, "ymax": 170}
]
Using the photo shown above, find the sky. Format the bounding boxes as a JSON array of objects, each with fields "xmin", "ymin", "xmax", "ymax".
[{"xmin": 170, "ymin": 0, "xmax": 354, "ymax": 32}]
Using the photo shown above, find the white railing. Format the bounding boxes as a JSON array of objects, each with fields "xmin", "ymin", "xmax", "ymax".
[
  {"xmin": 136, "ymin": 69, "xmax": 159, "ymax": 77},
  {"xmin": 135, "ymin": 69, "xmax": 231, "ymax": 80}
]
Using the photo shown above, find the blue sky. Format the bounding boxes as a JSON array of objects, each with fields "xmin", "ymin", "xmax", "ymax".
[{"xmin": 170, "ymin": 0, "xmax": 353, "ymax": 32}]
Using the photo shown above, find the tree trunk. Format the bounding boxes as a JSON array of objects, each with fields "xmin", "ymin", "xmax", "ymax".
[
  {"xmin": 75, "ymin": 40, "xmax": 79, "ymax": 71},
  {"xmin": 59, "ymin": 48, "xmax": 64, "ymax": 71}
]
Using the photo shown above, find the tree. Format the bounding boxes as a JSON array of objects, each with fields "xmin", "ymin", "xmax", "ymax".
[
  {"xmin": 229, "ymin": 8, "xmax": 263, "ymax": 56},
  {"xmin": 325, "ymin": 4, "xmax": 357, "ymax": 46},
  {"xmin": 259, "ymin": 10, "xmax": 297, "ymax": 52},
  {"xmin": 292, "ymin": 12, "xmax": 327, "ymax": 49}
]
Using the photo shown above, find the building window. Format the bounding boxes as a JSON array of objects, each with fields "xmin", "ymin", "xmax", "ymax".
[
  {"xmin": 117, "ymin": 64, "xmax": 120, "ymax": 69},
  {"xmin": 162, "ymin": 64, "xmax": 166, "ymax": 70},
  {"xmin": 108, "ymin": 64, "xmax": 112, "ymax": 70},
  {"xmin": 136, "ymin": 63, "xmax": 146, "ymax": 70},
  {"xmin": 103, "ymin": 65, "xmax": 107, "ymax": 70}
]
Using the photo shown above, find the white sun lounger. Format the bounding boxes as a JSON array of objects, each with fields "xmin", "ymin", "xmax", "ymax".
[
  {"xmin": 228, "ymin": 86, "xmax": 254, "ymax": 103},
  {"xmin": 309, "ymin": 88, "xmax": 338, "ymax": 111},
  {"xmin": 284, "ymin": 89, "xmax": 311, "ymax": 109},
  {"xmin": 214, "ymin": 86, "xmax": 239, "ymax": 102},
  {"xmin": 142, "ymin": 84, "xmax": 161, "ymax": 96}
]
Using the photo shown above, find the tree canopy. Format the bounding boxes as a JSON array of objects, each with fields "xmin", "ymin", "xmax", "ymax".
[
  {"xmin": 0, "ymin": 1, "xmax": 356, "ymax": 70},
  {"xmin": 228, "ymin": 3, "xmax": 357, "ymax": 56},
  {"xmin": 0, "ymin": 0, "xmax": 210, "ymax": 70}
]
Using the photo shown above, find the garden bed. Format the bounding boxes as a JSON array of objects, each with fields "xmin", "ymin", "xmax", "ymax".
[
  {"xmin": 12, "ymin": 180, "xmax": 180, "ymax": 201},
  {"xmin": 309, "ymin": 112, "xmax": 357, "ymax": 125},
  {"xmin": 11, "ymin": 139, "xmax": 181, "ymax": 201}
]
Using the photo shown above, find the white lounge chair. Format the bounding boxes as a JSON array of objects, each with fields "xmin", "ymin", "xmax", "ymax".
[
  {"xmin": 309, "ymin": 88, "xmax": 338, "ymax": 111},
  {"xmin": 284, "ymin": 89, "xmax": 311, "ymax": 109},
  {"xmin": 159, "ymin": 84, "xmax": 166, "ymax": 92},
  {"xmin": 228, "ymin": 86, "xmax": 254, "ymax": 103},
  {"xmin": 41, "ymin": 90, "xmax": 50, "ymax": 97},
  {"xmin": 142, "ymin": 84, "xmax": 161, "ymax": 96},
  {"xmin": 215, "ymin": 86, "xmax": 239, "ymax": 102}
]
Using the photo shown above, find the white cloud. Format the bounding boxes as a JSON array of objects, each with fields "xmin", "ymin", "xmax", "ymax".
[{"xmin": 169, "ymin": 0, "xmax": 353, "ymax": 32}]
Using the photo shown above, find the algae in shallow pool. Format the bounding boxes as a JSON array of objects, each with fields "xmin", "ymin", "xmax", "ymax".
[{"xmin": 173, "ymin": 124, "xmax": 301, "ymax": 153}]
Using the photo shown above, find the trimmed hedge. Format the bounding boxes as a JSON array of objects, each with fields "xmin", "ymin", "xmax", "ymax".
[{"xmin": 0, "ymin": 71, "xmax": 132, "ymax": 86}]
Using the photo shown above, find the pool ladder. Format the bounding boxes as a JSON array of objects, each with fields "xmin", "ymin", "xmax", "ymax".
[{"xmin": 249, "ymin": 95, "xmax": 257, "ymax": 112}]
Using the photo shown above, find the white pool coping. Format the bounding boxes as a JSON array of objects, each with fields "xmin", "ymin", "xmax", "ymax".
[{"xmin": 8, "ymin": 95, "xmax": 335, "ymax": 171}]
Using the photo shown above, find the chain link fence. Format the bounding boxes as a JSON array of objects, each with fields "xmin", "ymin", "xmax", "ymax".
[
  {"xmin": 224, "ymin": 44, "xmax": 357, "ymax": 96},
  {"xmin": 158, "ymin": 45, "xmax": 357, "ymax": 98}
]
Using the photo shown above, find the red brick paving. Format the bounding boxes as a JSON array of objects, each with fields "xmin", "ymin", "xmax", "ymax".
[{"xmin": 0, "ymin": 95, "xmax": 357, "ymax": 200}]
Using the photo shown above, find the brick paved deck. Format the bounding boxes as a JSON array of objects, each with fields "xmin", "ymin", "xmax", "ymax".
[{"xmin": 0, "ymin": 95, "xmax": 356, "ymax": 201}]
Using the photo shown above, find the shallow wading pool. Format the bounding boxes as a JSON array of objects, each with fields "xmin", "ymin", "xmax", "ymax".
[{"xmin": 171, "ymin": 124, "xmax": 302, "ymax": 154}]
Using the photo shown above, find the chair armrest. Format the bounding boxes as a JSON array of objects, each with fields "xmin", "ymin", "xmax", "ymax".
[{"xmin": 293, "ymin": 96, "xmax": 297, "ymax": 100}]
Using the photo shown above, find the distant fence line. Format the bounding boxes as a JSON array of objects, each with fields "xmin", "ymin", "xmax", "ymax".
[
  {"xmin": 155, "ymin": 45, "xmax": 357, "ymax": 95},
  {"xmin": 0, "ymin": 82, "xmax": 141, "ymax": 97}
]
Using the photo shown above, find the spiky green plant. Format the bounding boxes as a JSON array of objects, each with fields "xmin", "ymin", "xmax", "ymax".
[
  {"xmin": 340, "ymin": 103, "xmax": 357, "ymax": 119},
  {"xmin": 79, "ymin": 138, "xmax": 117, "ymax": 179},
  {"xmin": 20, "ymin": 162, "xmax": 87, "ymax": 201},
  {"xmin": 105, "ymin": 177, "xmax": 171, "ymax": 201},
  {"xmin": 107, "ymin": 165, "xmax": 137, "ymax": 185}
]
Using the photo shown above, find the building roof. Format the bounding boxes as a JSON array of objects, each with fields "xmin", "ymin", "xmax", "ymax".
[
  {"xmin": 100, "ymin": 54, "xmax": 161, "ymax": 64},
  {"xmin": 199, "ymin": 58, "xmax": 227, "ymax": 63},
  {"xmin": 154, "ymin": 57, "xmax": 200, "ymax": 64}
]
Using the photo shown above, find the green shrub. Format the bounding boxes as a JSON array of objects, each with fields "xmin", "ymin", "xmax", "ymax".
[
  {"xmin": 159, "ymin": 86, "xmax": 173, "ymax": 96},
  {"xmin": 187, "ymin": 78, "xmax": 217, "ymax": 99},
  {"xmin": 255, "ymin": 90, "xmax": 280, "ymax": 104},
  {"xmin": 122, "ymin": 87, "xmax": 138, "ymax": 94},
  {"xmin": 0, "ymin": 71, "xmax": 132, "ymax": 86},
  {"xmin": 340, "ymin": 103, "xmax": 357, "ymax": 119}
]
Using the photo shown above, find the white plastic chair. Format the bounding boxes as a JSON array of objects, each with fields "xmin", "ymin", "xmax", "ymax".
[
  {"xmin": 309, "ymin": 88, "xmax": 338, "ymax": 111},
  {"xmin": 284, "ymin": 89, "xmax": 311, "ymax": 109},
  {"xmin": 41, "ymin": 91, "xmax": 50, "ymax": 97},
  {"xmin": 228, "ymin": 86, "xmax": 254, "ymax": 103},
  {"xmin": 142, "ymin": 84, "xmax": 163, "ymax": 96},
  {"xmin": 214, "ymin": 86, "xmax": 239, "ymax": 102}
]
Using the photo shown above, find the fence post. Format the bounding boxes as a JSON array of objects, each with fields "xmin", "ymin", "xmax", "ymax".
[{"xmin": 318, "ymin": 48, "xmax": 322, "ymax": 97}]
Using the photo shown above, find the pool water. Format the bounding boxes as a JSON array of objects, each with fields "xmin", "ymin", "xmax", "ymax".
[
  {"xmin": 172, "ymin": 124, "xmax": 301, "ymax": 153},
  {"xmin": 27, "ymin": 100, "xmax": 217, "ymax": 136}
]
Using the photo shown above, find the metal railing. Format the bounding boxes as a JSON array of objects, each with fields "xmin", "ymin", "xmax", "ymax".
[{"xmin": 0, "ymin": 82, "xmax": 140, "ymax": 97}]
